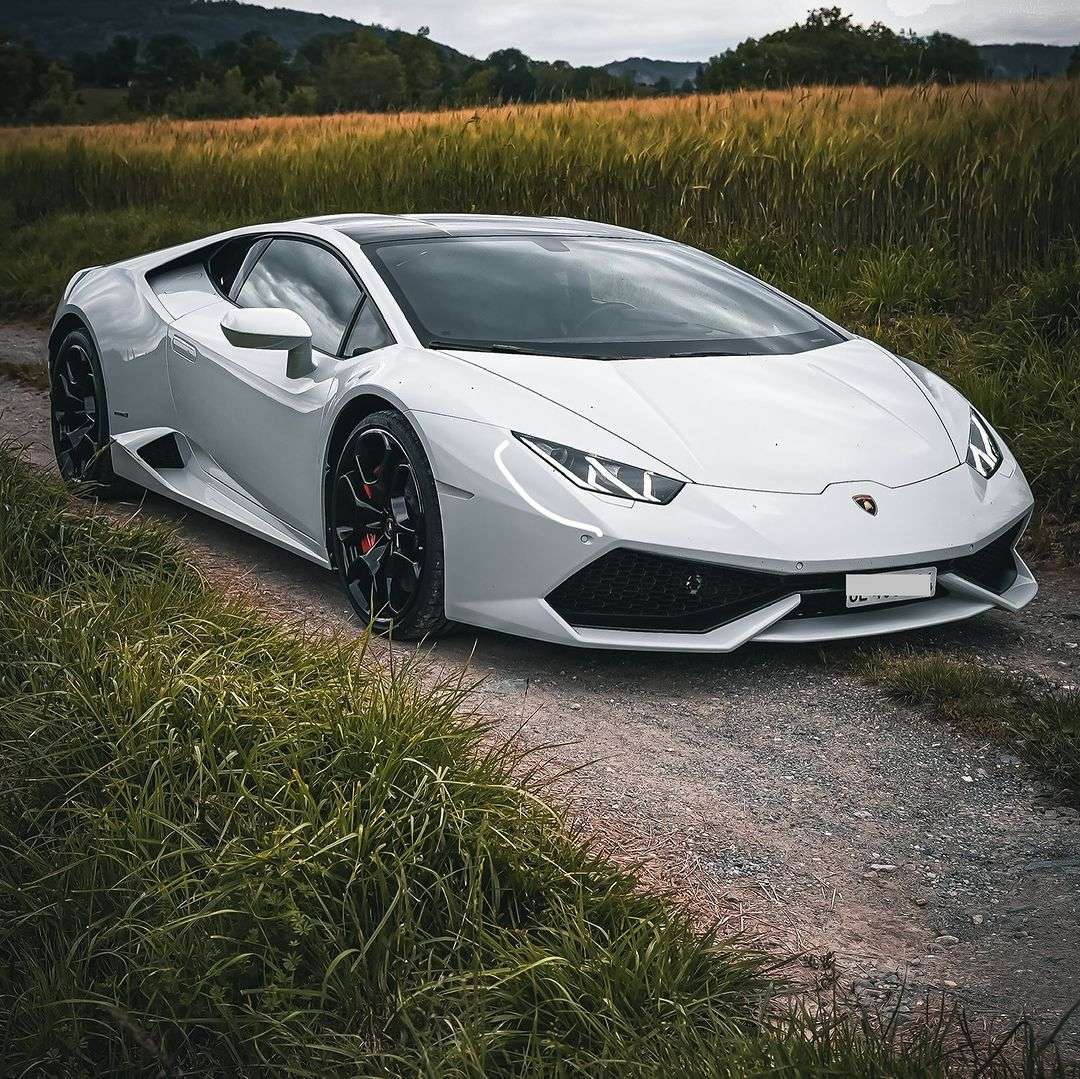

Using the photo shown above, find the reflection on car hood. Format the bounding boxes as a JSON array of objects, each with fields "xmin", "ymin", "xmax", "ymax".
[{"xmin": 447, "ymin": 338, "xmax": 961, "ymax": 493}]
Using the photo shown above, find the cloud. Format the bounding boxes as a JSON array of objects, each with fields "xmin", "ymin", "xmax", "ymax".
[{"xmin": 277, "ymin": 0, "xmax": 1079, "ymax": 63}]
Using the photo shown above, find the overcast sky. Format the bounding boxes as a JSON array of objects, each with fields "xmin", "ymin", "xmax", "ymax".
[{"xmin": 273, "ymin": 0, "xmax": 1079, "ymax": 64}]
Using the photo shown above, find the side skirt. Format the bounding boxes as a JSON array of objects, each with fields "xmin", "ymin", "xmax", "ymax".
[{"xmin": 110, "ymin": 427, "xmax": 332, "ymax": 569}]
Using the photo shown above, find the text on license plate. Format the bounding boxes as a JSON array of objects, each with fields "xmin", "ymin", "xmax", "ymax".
[{"xmin": 845, "ymin": 567, "xmax": 937, "ymax": 608}]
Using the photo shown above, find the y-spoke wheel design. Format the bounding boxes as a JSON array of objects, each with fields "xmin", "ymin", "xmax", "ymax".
[
  {"xmin": 49, "ymin": 328, "xmax": 133, "ymax": 498},
  {"xmin": 329, "ymin": 411, "xmax": 451, "ymax": 639},
  {"xmin": 52, "ymin": 341, "xmax": 102, "ymax": 482}
]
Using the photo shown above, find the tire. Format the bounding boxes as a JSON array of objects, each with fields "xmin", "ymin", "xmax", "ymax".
[
  {"xmin": 328, "ymin": 409, "xmax": 453, "ymax": 640},
  {"xmin": 49, "ymin": 327, "xmax": 136, "ymax": 499}
]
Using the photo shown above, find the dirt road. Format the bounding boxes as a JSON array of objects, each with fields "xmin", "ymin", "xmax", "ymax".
[{"xmin": 3, "ymin": 325, "xmax": 1078, "ymax": 1045}]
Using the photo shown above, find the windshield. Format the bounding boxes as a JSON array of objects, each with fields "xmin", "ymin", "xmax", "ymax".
[{"xmin": 361, "ymin": 235, "xmax": 843, "ymax": 359}]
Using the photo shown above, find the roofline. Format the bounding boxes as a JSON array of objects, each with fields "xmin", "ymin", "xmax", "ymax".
[{"xmin": 301, "ymin": 212, "xmax": 661, "ymax": 242}]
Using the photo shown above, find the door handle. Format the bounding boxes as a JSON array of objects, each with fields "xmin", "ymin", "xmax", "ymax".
[{"xmin": 172, "ymin": 336, "xmax": 198, "ymax": 363}]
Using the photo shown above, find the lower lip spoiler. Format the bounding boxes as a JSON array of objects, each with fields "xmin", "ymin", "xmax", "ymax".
[{"xmin": 554, "ymin": 554, "xmax": 1037, "ymax": 652}]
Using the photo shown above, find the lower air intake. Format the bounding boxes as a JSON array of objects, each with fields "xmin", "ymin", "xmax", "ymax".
[
  {"xmin": 949, "ymin": 521, "xmax": 1022, "ymax": 594},
  {"xmin": 546, "ymin": 521, "xmax": 1024, "ymax": 633},
  {"xmin": 545, "ymin": 549, "xmax": 794, "ymax": 632}
]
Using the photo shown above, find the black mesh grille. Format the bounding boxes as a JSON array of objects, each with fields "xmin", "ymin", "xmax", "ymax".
[
  {"xmin": 545, "ymin": 548, "xmax": 795, "ymax": 631},
  {"xmin": 949, "ymin": 522, "xmax": 1022, "ymax": 593},
  {"xmin": 546, "ymin": 520, "xmax": 1023, "ymax": 633}
]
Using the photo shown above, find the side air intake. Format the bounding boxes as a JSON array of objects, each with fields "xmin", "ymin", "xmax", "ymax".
[{"xmin": 136, "ymin": 432, "xmax": 185, "ymax": 470}]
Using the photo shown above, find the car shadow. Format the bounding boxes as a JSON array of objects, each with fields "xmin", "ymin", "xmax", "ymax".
[{"xmin": 129, "ymin": 486, "xmax": 1032, "ymax": 693}]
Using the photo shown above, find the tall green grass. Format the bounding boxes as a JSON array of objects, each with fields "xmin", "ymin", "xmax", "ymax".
[
  {"xmin": 0, "ymin": 446, "xmax": 775, "ymax": 1074},
  {"xmin": 3, "ymin": 448, "xmax": 1077, "ymax": 1075}
]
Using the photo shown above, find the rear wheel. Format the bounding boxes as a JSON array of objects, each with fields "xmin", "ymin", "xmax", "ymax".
[
  {"xmin": 49, "ymin": 328, "xmax": 133, "ymax": 498},
  {"xmin": 329, "ymin": 410, "xmax": 452, "ymax": 640}
]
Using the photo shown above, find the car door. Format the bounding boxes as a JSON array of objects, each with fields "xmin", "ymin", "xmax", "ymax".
[{"xmin": 167, "ymin": 236, "xmax": 389, "ymax": 541}]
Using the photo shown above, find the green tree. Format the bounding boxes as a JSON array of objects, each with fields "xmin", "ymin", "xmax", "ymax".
[
  {"xmin": 285, "ymin": 84, "xmax": 318, "ymax": 113},
  {"xmin": 486, "ymin": 48, "xmax": 536, "ymax": 101},
  {"xmin": 316, "ymin": 32, "xmax": 405, "ymax": 112},
  {"xmin": 95, "ymin": 35, "xmax": 138, "ymax": 87},
  {"xmin": 0, "ymin": 34, "xmax": 79, "ymax": 121},
  {"xmin": 239, "ymin": 32, "xmax": 286, "ymax": 87},
  {"xmin": 72, "ymin": 38, "xmax": 139, "ymax": 88},
  {"xmin": 0, "ymin": 35, "xmax": 48, "ymax": 119},
  {"xmin": 1067, "ymin": 46, "xmax": 1080, "ymax": 79},
  {"xmin": 533, "ymin": 59, "xmax": 573, "ymax": 101},
  {"xmin": 458, "ymin": 66, "xmax": 497, "ymax": 104},
  {"xmin": 129, "ymin": 34, "xmax": 201, "ymax": 110},
  {"xmin": 253, "ymin": 73, "xmax": 283, "ymax": 114},
  {"xmin": 916, "ymin": 31, "xmax": 983, "ymax": 82},
  {"xmin": 29, "ymin": 62, "xmax": 74, "ymax": 122},
  {"xmin": 698, "ymin": 7, "xmax": 983, "ymax": 90},
  {"xmin": 396, "ymin": 32, "xmax": 443, "ymax": 105},
  {"xmin": 167, "ymin": 66, "xmax": 249, "ymax": 118}
]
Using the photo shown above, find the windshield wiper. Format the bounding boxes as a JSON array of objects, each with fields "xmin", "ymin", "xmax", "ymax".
[
  {"xmin": 426, "ymin": 340, "xmax": 613, "ymax": 360},
  {"xmin": 663, "ymin": 349, "xmax": 748, "ymax": 358},
  {"xmin": 427, "ymin": 339, "xmax": 536, "ymax": 354}
]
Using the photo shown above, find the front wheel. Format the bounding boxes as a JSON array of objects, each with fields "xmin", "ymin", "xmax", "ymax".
[
  {"xmin": 49, "ymin": 328, "xmax": 135, "ymax": 499},
  {"xmin": 329, "ymin": 410, "xmax": 452, "ymax": 640}
]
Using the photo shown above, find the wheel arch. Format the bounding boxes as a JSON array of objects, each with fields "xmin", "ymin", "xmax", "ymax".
[{"xmin": 48, "ymin": 312, "xmax": 93, "ymax": 371}]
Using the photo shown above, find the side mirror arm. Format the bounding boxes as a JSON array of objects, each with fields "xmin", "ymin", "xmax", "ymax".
[{"xmin": 285, "ymin": 341, "xmax": 315, "ymax": 379}]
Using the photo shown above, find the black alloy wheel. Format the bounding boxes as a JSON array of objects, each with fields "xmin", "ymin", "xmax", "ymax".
[
  {"xmin": 49, "ymin": 329, "xmax": 132, "ymax": 498},
  {"xmin": 330, "ymin": 411, "xmax": 451, "ymax": 639}
]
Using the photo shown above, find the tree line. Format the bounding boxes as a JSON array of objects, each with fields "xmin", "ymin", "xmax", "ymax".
[
  {"xmin": 0, "ymin": 26, "xmax": 650, "ymax": 123},
  {"xmin": 2, "ymin": 7, "xmax": 1079, "ymax": 124},
  {"xmin": 699, "ymin": 8, "xmax": 987, "ymax": 89}
]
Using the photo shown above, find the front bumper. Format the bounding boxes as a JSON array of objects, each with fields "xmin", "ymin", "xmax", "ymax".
[{"xmin": 418, "ymin": 412, "xmax": 1037, "ymax": 652}]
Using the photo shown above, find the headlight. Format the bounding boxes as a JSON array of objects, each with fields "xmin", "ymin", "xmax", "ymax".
[
  {"xmin": 966, "ymin": 408, "xmax": 1002, "ymax": 479},
  {"xmin": 514, "ymin": 433, "xmax": 684, "ymax": 504}
]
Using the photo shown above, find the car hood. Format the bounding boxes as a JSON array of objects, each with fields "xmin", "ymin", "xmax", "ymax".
[{"xmin": 447, "ymin": 338, "xmax": 961, "ymax": 493}]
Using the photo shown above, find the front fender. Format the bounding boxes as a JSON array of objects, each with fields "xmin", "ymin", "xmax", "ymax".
[{"xmin": 54, "ymin": 266, "xmax": 174, "ymax": 435}]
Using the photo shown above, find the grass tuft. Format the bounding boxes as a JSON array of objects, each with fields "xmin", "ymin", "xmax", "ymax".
[
  {"xmin": 1, "ymin": 360, "xmax": 50, "ymax": 390},
  {"xmin": 860, "ymin": 648, "xmax": 1080, "ymax": 803}
]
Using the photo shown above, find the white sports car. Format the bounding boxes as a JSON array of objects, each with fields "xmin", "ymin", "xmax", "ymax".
[{"xmin": 48, "ymin": 213, "xmax": 1036, "ymax": 651}]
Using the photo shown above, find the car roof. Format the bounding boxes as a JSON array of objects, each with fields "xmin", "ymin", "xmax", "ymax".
[{"xmin": 302, "ymin": 212, "xmax": 659, "ymax": 244}]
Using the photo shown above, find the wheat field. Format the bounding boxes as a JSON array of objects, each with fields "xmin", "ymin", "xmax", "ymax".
[
  {"xmin": 0, "ymin": 82, "xmax": 1077, "ymax": 514},
  {"xmin": 3, "ymin": 83, "xmax": 1077, "ymax": 271}
]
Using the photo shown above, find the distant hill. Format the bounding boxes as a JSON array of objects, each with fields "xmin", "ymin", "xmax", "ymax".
[
  {"xmin": 4, "ymin": 0, "xmax": 471, "ymax": 64},
  {"xmin": 6, "ymin": 1, "xmax": 1073, "ymax": 85},
  {"xmin": 603, "ymin": 57, "xmax": 700, "ymax": 88},
  {"xmin": 606, "ymin": 43, "xmax": 1076, "ymax": 88},
  {"xmin": 977, "ymin": 43, "xmax": 1073, "ymax": 78}
]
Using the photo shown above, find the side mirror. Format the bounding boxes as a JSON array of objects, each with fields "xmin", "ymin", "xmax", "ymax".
[{"xmin": 221, "ymin": 307, "xmax": 315, "ymax": 379}]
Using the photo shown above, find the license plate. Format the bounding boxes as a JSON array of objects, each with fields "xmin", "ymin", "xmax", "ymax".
[{"xmin": 845, "ymin": 567, "xmax": 936, "ymax": 608}]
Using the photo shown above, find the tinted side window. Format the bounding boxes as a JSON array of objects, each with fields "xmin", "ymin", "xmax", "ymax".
[
  {"xmin": 345, "ymin": 299, "xmax": 394, "ymax": 356},
  {"xmin": 208, "ymin": 236, "xmax": 268, "ymax": 297},
  {"xmin": 236, "ymin": 238, "xmax": 361, "ymax": 355}
]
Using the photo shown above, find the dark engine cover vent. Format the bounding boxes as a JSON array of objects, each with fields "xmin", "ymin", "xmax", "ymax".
[{"xmin": 137, "ymin": 433, "xmax": 185, "ymax": 470}]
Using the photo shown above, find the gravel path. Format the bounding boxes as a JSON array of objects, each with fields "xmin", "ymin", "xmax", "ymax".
[{"xmin": 3, "ymin": 327, "xmax": 1078, "ymax": 1047}]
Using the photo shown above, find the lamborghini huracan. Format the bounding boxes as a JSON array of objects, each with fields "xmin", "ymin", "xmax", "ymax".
[{"xmin": 48, "ymin": 213, "xmax": 1036, "ymax": 650}]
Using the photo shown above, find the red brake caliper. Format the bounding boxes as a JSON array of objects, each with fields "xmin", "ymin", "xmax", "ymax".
[{"xmin": 359, "ymin": 477, "xmax": 379, "ymax": 554}]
